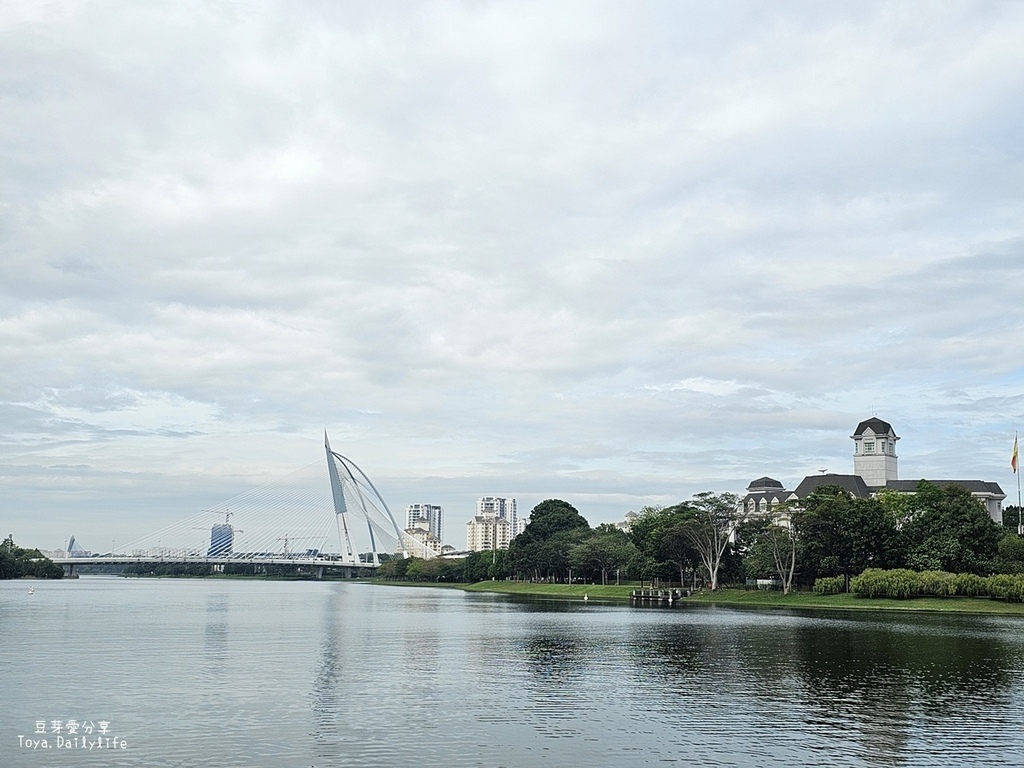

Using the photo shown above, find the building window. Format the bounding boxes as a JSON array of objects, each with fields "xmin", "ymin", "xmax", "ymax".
[{"xmin": 864, "ymin": 441, "xmax": 875, "ymax": 454}]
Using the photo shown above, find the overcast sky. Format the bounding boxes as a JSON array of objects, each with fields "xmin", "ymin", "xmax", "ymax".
[{"xmin": 3, "ymin": 1, "xmax": 1024, "ymax": 550}]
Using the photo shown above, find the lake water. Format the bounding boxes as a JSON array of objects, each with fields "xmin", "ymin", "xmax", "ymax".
[{"xmin": 3, "ymin": 577, "xmax": 1024, "ymax": 767}]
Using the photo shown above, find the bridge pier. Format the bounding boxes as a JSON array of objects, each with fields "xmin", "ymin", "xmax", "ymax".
[
  {"xmin": 65, "ymin": 563, "xmax": 79, "ymax": 579},
  {"xmin": 315, "ymin": 566, "xmax": 324, "ymax": 580}
]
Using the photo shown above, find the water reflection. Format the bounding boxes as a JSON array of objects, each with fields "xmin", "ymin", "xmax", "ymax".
[
  {"xmin": 625, "ymin": 606, "xmax": 1024, "ymax": 767},
  {"xmin": 789, "ymin": 612, "xmax": 1020, "ymax": 767},
  {"xmin": 12, "ymin": 581, "xmax": 1024, "ymax": 768},
  {"xmin": 520, "ymin": 627, "xmax": 591, "ymax": 739},
  {"xmin": 310, "ymin": 585, "xmax": 348, "ymax": 766}
]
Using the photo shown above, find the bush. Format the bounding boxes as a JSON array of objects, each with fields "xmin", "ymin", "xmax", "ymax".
[
  {"xmin": 848, "ymin": 568, "xmax": 1024, "ymax": 602},
  {"xmin": 917, "ymin": 570, "xmax": 956, "ymax": 596},
  {"xmin": 952, "ymin": 572, "xmax": 987, "ymax": 597},
  {"xmin": 813, "ymin": 575, "xmax": 846, "ymax": 594},
  {"xmin": 985, "ymin": 574, "xmax": 1024, "ymax": 602},
  {"xmin": 850, "ymin": 568, "xmax": 918, "ymax": 598}
]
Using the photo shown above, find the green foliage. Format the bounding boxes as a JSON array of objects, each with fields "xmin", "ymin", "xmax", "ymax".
[
  {"xmin": 998, "ymin": 533, "xmax": 1024, "ymax": 560},
  {"xmin": 568, "ymin": 528, "xmax": 635, "ymax": 584},
  {"xmin": 0, "ymin": 536, "xmax": 64, "ymax": 579},
  {"xmin": 740, "ymin": 519, "xmax": 778, "ymax": 580},
  {"xmin": 628, "ymin": 505, "xmax": 695, "ymax": 583},
  {"xmin": 850, "ymin": 568, "xmax": 918, "ymax": 598},
  {"xmin": 507, "ymin": 499, "xmax": 591, "ymax": 580},
  {"xmin": 916, "ymin": 570, "xmax": 956, "ymax": 596},
  {"xmin": 670, "ymin": 492, "xmax": 743, "ymax": 590},
  {"xmin": 848, "ymin": 568, "xmax": 1024, "ymax": 603},
  {"xmin": 902, "ymin": 481, "xmax": 1001, "ymax": 575},
  {"xmin": 983, "ymin": 574, "xmax": 1024, "ymax": 602},
  {"xmin": 995, "ymin": 534, "xmax": 1024, "ymax": 574},
  {"xmin": 514, "ymin": 499, "xmax": 590, "ymax": 544},
  {"xmin": 124, "ymin": 562, "xmax": 214, "ymax": 577},
  {"xmin": 952, "ymin": 572, "xmax": 988, "ymax": 597},
  {"xmin": 796, "ymin": 486, "xmax": 898, "ymax": 584},
  {"xmin": 375, "ymin": 556, "xmax": 411, "ymax": 580},
  {"xmin": 375, "ymin": 550, "xmax": 509, "ymax": 584},
  {"xmin": 1003, "ymin": 506, "xmax": 1022, "ymax": 532},
  {"xmin": 741, "ymin": 516, "xmax": 799, "ymax": 593},
  {"xmin": 813, "ymin": 575, "xmax": 846, "ymax": 594}
]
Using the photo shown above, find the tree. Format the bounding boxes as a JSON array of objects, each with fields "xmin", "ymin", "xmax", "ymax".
[
  {"xmin": 514, "ymin": 499, "xmax": 590, "ymax": 544},
  {"xmin": 0, "ymin": 536, "xmax": 64, "ymax": 579},
  {"xmin": 627, "ymin": 504, "xmax": 708, "ymax": 585},
  {"xmin": 673, "ymin": 492, "xmax": 744, "ymax": 591},
  {"xmin": 375, "ymin": 556, "xmax": 412, "ymax": 580},
  {"xmin": 765, "ymin": 522, "xmax": 798, "ymax": 594},
  {"xmin": 508, "ymin": 499, "xmax": 591, "ymax": 580},
  {"xmin": 795, "ymin": 486, "xmax": 897, "ymax": 588},
  {"xmin": 995, "ymin": 533, "xmax": 1024, "ymax": 574},
  {"xmin": 656, "ymin": 522, "xmax": 700, "ymax": 587},
  {"xmin": 901, "ymin": 481, "xmax": 1002, "ymax": 575},
  {"xmin": 628, "ymin": 505, "xmax": 678, "ymax": 583},
  {"xmin": 1002, "ymin": 505, "xmax": 1022, "ymax": 533},
  {"xmin": 569, "ymin": 526, "xmax": 635, "ymax": 584}
]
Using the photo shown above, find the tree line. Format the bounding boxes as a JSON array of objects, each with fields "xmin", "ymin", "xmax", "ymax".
[
  {"xmin": 0, "ymin": 535, "xmax": 64, "ymax": 579},
  {"xmin": 377, "ymin": 482, "xmax": 1024, "ymax": 591}
]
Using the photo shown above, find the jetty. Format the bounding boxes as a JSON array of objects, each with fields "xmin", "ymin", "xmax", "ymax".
[{"xmin": 630, "ymin": 588, "xmax": 687, "ymax": 606}]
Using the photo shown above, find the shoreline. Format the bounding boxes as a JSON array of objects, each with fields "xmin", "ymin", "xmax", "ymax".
[{"xmin": 378, "ymin": 580, "xmax": 1024, "ymax": 616}]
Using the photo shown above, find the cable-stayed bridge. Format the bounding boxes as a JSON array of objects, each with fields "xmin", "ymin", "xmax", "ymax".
[{"xmin": 52, "ymin": 434, "xmax": 433, "ymax": 578}]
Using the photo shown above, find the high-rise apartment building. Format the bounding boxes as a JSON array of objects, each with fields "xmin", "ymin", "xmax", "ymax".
[
  {"xmin": 404, "ymin": 517, "xmax": 444, "ymax": 556},
  {"xmin": 466, "ymin": 511, "xmax": 512, "ymax": 552},
  {"xmin": 476, "ymin": 497, "xmax": 518, "ymax": 535},
  {"xmin": 405, "ymin": 503, "xmax": 443, "ymax": 543}
]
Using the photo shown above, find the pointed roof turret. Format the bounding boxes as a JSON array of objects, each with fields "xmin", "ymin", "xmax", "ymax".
[{"xmin": 853, "ymin": 417, "xmax": 896, "ymax": 437}]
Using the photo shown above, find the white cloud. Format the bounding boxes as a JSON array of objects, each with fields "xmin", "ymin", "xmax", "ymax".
[{"xmin": 2, "ymin": 1, "xmax": 1023, "ymax": 548}]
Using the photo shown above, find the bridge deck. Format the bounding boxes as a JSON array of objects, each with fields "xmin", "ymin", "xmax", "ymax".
[{"xmin": 52, "ymin": 556, "xmax": 376, "ymax": 569}]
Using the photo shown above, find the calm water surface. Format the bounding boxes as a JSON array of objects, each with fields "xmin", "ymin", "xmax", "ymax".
[{"xmin": 3, "ymin": 577, "xmax": 1024, "ymax": 767}]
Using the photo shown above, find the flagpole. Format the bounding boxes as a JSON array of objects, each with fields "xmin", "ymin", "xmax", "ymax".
[{"xmin": 1016, "ymin": 431, "xmax": 1022, "ymax": 537}]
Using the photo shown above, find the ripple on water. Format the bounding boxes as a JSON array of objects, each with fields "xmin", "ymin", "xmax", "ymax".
[{"xmin": 4, "ymin": 580, "xmax": 1024, "ymax": 767}]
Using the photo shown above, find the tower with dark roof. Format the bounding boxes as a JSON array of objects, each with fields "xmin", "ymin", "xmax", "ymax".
[{"xmin": 851, "ymin": 417, "xmax": 899, "ymax": 488}]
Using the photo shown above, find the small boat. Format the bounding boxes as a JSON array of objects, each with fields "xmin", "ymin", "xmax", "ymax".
[{"xmin": 27, "ymin": 586, "xmax": 34, "ymax": 594}]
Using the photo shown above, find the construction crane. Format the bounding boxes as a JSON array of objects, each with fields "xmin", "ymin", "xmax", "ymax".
[{"xmin": 276, "ymin": 535, "xmax": 322, "ymax": 556}]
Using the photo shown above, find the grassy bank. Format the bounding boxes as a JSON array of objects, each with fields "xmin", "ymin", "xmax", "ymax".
[
  {"xmin": 447, "ymin": 581, "xmax": 1024, "ymax": 615},
  {"xmin": 684, "ymin": 588, "xmax": 1024, "ymax": 615},
  {"xmin": 460, "ymin": 581, "xmax": 634, "ymax": 600}
]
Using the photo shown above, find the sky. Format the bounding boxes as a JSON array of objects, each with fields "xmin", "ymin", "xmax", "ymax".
[{"xmin": 3, "ymin": 1, "xmax": 1024, "ymax": 551}]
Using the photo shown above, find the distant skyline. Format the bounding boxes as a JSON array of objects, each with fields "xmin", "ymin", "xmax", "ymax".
[{"xmin": 3, "ymin": 2, "xmax": 1024, "ymax": 550}]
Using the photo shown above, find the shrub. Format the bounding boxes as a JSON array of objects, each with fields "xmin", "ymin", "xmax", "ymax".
[
  {"xmin": 917, "ymin": 570, "xmax": 956, "ymax": 596},
  {"xmin": 985, "ymin": 574, "xmax": 1024, "ymax": 602},
  {"xmin": 850, "ymin": 568, "xmax": 917, "ymax": 598},
  {"xmin": 845, "ymin": 568, "xmax": 1024, "ymax": 602},
  {"xmin": 813, "ymin": 575, "xmax": 846, "ymax": 594},
  {"xmin": 952, "ymin": 572, "xmax": 987, "ymax": 597}
]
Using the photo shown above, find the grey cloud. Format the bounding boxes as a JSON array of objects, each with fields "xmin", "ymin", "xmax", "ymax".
[{"xmin": 3, "ymin": 2, "xmax": 1023, "ymax": 546}]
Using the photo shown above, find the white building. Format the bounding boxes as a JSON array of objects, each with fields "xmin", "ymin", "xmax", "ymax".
[
  {"xmin": 404, "ymin": 518, "xmax": 444, "ymax": 556},
  {"xmin": 743, "ymin": 417, "xmax": 1006, "ymax": 524},
  {"xmin": 614, "ymin": 510, "xmax": 639, "ymax": 534},
  {"xmin": 851, "ymin": 417, "xmax": 899, "ymax": 487},
  {"xmin": 466, "ymin": 511, "xmax": 512, "ymax": 552},
  {"xmin": 406, "ymin": 504, "xmax": 443, "ymax": 543},
  {"xmin": 477, "ymin": 497, "xmax": 518, "ymax": 533}
]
